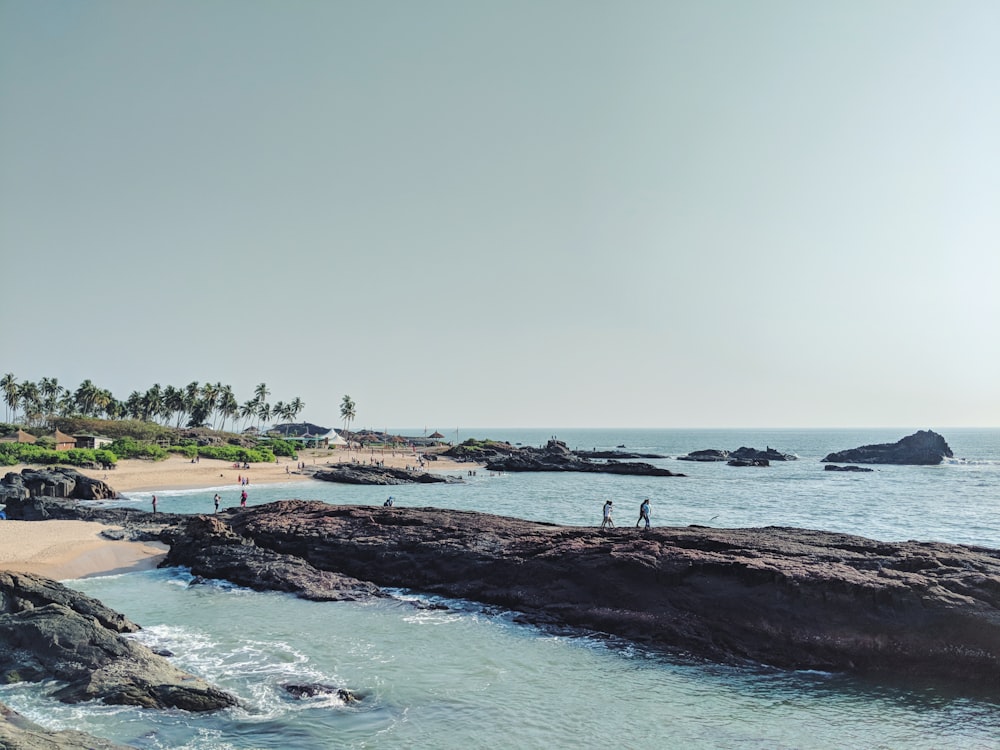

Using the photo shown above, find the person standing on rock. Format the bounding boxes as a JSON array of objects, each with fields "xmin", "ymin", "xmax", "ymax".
[
  {"xmin": 601, "ymin": 500, "xmax": 614, "ymax": 530},
  {"xmin": 636, "ymin": 498, "xmax": 650, "ymax": 529},
  {"xmin": 214, "ymin": 493, "xmax": 221, "ymax": 513},
  {"xmin": 151, "ymin": 495, "xmax": 157, "ymax": 514}
]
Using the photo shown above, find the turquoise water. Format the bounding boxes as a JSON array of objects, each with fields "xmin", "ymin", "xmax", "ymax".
[{"xmin": 3, "ymin": 428, "xmax": 999, "ymax": 749}]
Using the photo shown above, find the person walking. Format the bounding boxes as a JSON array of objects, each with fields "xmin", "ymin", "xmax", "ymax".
[
  {"xmin": 636, "ymin": 498, "xmax": 651, "ymax": 529},
  {"xmin": 214, "ymin": 493, "xmax": 221, "ymax": 513},
  {"xmin": 240, "ymin": 489, "xmax": 247, "ymax": 507},
  {"xmin": 600, "ymin": 500, "xmax": 614, "ymax": 530}
]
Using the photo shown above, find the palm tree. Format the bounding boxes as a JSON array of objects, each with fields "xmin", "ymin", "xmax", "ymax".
[
  {"xmin": 74, "ymin": 379, "xmax": 100, "ymax": 417},
  {"xmin": 217, "ymin": 386, "xmax": 239, "ymax": 432},
  {"xmin": 340, "ymin": 395, "xmax": 356, "ymax": 439},
  {"xmin": 254, "ymin": 382, "xmax": 270, "ymax": 404},
  {"xmin": 19, "ymin": 381, "xmax": 41, "ymax": 427},
  {"xmin": 289, "ymin": 397, "xmax": 304, "ymax": 423},
  {"xmin": 201, "ymin": 382, "xmax": 222, "ymax": 428},
  {"xmin": 163, "ymin": 386, "xmax": 185, "ymax": 427},
  {"xmin": 125, "ymin": 391, "xmax": 144, "ymax": 420},
  {"xmin": 142, "ymin": 384, "xmax": 164, "ymax": 423},
  {"xmin": 2, "ymin": 373, "xmax": 18, "ymax": 423},
  {"xmin": 239, "ymin": 399, "xmax": 258, "ymax": 432},
  {"xmin": 257, "ymin": 401, "xmax": 272, "ymax": 432},
  {"xmin": 39, "ymin": 377, "xmax": 63, "ymax": 427}
]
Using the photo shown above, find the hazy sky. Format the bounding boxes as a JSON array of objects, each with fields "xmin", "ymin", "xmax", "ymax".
[{"xmin": 2, "ymin": 1, "xmax": 997, "ymax": 430}]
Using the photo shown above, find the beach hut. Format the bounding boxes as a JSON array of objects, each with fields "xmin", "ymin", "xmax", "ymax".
[
  {"xmin": 52, "ymin": 429, "xmax": 76, "ymax": 451},
  {"xmin": 74, "ymin": 434, "xmax": 113, "ymax": 450},
  {"xmin": 0, "ymin": 429, "xmax": 36, "ymax": 444}
]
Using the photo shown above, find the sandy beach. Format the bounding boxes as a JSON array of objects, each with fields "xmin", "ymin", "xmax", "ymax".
[
  {"xmin": 0, "ymin": 446, "xmax": 474, "ymax": 580},
  {"xmin": 0, "ymin": 520, "xmax": 167, "ymax": 580}
]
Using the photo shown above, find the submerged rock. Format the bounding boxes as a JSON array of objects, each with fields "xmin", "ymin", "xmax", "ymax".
[
  {"xmin": 825, "ymin": 465, "xmax": 874, "ymax": 473},
  {"xmin": 163, "ymin": 500, "xmax": 1000, "ymax": 691},
  {"xmin": 822, "ymin": 430, "xmax": 954, "ymax": 465}
]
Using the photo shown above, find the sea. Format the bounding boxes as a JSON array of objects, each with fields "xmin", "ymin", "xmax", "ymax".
[{"xmin": 3, "ymin": 427, "xmax": 1000, "ymax": 749}]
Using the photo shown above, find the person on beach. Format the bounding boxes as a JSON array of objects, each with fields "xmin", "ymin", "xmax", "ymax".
[
  {"xmin": 636, "ymin": 498, "xmax": 650, "ymax": 529},
  {"xmin": 214, "ymin": 493, "xmax": 221, "ymax": 513},
  {"xmin": 240, "ymin": 489, "xmax": 247, "ymax": 507},
  {"xmin": 151, "ymin": 495, "xmax": 157, "ymax": 514},
  {"xmin": 601, "ymin": 500, "xmax": 614, "ymax": 530}
]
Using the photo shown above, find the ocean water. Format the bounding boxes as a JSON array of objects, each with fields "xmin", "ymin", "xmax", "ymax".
[{"xmin": 3, "ymin": 427, "xmax": 1000, "ymax": 749}]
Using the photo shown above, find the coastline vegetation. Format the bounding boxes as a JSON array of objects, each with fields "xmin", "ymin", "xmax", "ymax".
[{"xmin": 0, "ymin": 373, "xmax": 313, "ymax": 468}]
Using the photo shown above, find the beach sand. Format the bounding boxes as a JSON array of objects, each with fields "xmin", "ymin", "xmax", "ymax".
[
  {"xmin": 0, "ymin": 520, "xmax": 167, "ymax": 580},
  {"xmin": 0, "ymin": 446, "xmax": 474, "ymax": 580}
]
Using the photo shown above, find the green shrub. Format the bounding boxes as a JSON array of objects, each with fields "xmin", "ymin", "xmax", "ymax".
[
  {"xmin": 168, "ymin": 445, "xmax": 198, "ymax": 459},
  {"xmin": 197, "ymin": 445, "xmax": 276, "ymax": 463},
  {"xmin": 259, "ymin": 438, "xmax": 297, "ymax": 459},
  {"xmin": 108, "ymin": 437, "xmax": 168, "ymax": 461}
]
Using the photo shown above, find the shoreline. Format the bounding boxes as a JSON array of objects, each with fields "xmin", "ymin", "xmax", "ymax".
[
  {"xmin": 0, "ymin": 447, "xmax": 478, "ymax": 580},
  {"xmin": 0, "ymin": 520, "xmax": 168, "ymax": 580},
  {"xmin": 7, "ymin": 446, "xmax": 476, "ymax": 494}
]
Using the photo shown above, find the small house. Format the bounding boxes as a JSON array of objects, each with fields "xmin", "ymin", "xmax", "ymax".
[
  {"xmin": 52, "ymin": 429, "xmax": 76, "ymax": 451},
  {"xmin": 75, "ymin": 434, "xmax": 113, "ymax": 450}
]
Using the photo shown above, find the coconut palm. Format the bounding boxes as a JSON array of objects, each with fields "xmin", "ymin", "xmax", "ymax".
[
  {"xmin": 2, "ymin": 373, "xmax": 18, "ymax": 423},
  {"xmin": 142, "ymin": 384, "xmax": 164, "ymax": 423},
  {"xmin": 289, "ymin": 397, "xmax": 304, "ymax": 423},
  {"xmin": 239, "ymin": 399, "xmax": 259, "ymax": 432},
  {"xmin": 19, "ymin": 381, "xmax": 41, "ymax": 426},
  {"xmin": 257, "ymin": 401, "xmax": 272, "ymax": 432},
  {"xmin": 340, "ymin": 395, "xmax": 356, "ymax": 438},
  {"xmin": 39, "ymin": 377, "xmax": 63, "ymax": 427},
  {"xmin": 217, "ymin": 386, "xmax": 239, "ymax": 432}
]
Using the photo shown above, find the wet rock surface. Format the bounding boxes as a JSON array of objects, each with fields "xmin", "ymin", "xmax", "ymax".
[{"xmin": 0, "ymin": 571, "xmax": 238, "ymax": 713}]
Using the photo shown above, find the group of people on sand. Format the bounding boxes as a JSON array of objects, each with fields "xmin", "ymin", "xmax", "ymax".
[{"xmin": 600, "ymin": 497, "xmax": 651, "ymax": 530}]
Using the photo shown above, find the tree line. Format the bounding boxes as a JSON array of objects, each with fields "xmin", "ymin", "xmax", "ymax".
[{"xmin": 1, "ymin": 374, "xmax": 305, "ymax": 433}]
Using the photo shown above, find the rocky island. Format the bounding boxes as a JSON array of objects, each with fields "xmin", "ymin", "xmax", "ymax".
[
  {"xmin": 445, "ymin": 439, "xmax": 683, "ymax": 477},
  {"xmin": 822, "ymin": 430, "xmax": 953, "ymax": 465}
]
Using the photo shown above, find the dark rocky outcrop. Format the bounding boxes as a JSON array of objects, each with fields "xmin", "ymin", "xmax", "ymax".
[
  {"xmin": 0, "ymin": 571, "xmax": 238, "ymax": 712},
  {"xmin": 727, "ymin": 457, "xmax": 769, "ymax": 467},
  {"xmin": 0, "ymin": 700, "xmax": 136, "ymax": 749},
  {"xmin": 163, "ymin": 514, "xmax": 385, "ymax": 601},
  {"xmin": 310, "ymin": 464, "xmax": 462, "ymax": 485},
  {"xmin": 0, "ymin": 467, "xmax": 118, "ymax": 508},
  {"xmin": 822, "ymin": 430, "xmax": 954, "ymax": 465},
  {"xmin": 483, "ymin": 440, "xmax": 683, "ymax": 477},
  {"xmin": 162, "ymin": 501, "xmax": 1000, "ymax": 691},
  {"xmin": 283, "ymin": 683, "xmax": 361, "ymax": 703},
  {"xmin": 825, "ymin": 465, "xmax": 874, "ymax": 473},
  {"xmin": 730, "ymin": 446, "xmax": 797, "ymax": 462},
  {"xmin": 575, "ymin": 450, "xmax": 668, "ymax": 459},
  {"xmin": 676, "ymin": 449, "xmax": 730, "ymax": 462},
  {"xmin": 679, "ymin": 447, "xmax": 796, "ymax": 463}
]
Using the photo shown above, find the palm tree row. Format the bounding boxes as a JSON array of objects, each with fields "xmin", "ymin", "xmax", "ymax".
[{"xmin": 1, "ymin": 373, "xmax": 304, "ymax": 433}]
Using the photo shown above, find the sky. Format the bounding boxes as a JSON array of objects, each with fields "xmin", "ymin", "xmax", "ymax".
[{"xmin": 1, "ymin": 1, "xmax": 998, "ymax": 430}]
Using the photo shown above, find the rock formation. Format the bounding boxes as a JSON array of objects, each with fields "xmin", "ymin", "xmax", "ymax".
[
  {"xmin": 0, "ymin": 571, "xmax": 238, "ymax": 712},
  {"xmin": 481, "ymin": 440, "xmax": 682, "ymax": 477},
  {"xmin": 679, "ymin": 447, "xmax": 796, "ymax": 462},
  {"xmin": 0, "ymin": 467, "xmax": 118, "ymax": 508},
  {"xmin": 676, "ymin": 449, "xmax": 729, "ymax": 462},
  {"xmin": 822, "ymin": 430, "xmax": 954, "ymax": 465},
  {"xmin": 824, "ymin": 465, "xmax": 874, "ymax": 473},
  {"xmin": 309, "ymin": 464, "xmax": 461, "ymax": 485},
  {"xmin": 162, "ymin": 501, "xmax": 1000, "ymax": 690}
]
